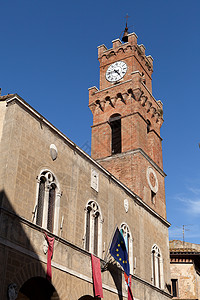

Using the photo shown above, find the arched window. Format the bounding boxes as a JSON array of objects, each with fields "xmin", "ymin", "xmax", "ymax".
[
  {"xmin": 119, "ymin": 223, "xmax": 133, "ymax": 274},
  {"xmin": 109, "ymin": 114, "xmax": 121, "ymax": 155},
  {"xmin": 84, "ymin": 200, "xmax": 103, "ymax": 257},
  {"xmin": 151, "ymin": 244, "xmax": 164, "ymax": 289},
  {"xmin": 34, "ymin": 170, "xmax": 61, "ymax": 234}
]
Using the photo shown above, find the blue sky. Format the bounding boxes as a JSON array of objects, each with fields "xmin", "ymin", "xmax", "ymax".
[{"xmin": 1, "ymin": 0, "xmax": 200, "ymax": 244}]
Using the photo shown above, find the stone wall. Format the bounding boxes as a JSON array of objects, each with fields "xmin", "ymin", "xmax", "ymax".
[{"xmin": 0, "ymin": 97, "xmax": 171, "ymax": 299}]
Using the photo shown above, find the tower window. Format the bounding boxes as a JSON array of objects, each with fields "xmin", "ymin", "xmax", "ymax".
[{"xmin": 109, "ymin": 114, "xmax": 121, "ymax": 155}]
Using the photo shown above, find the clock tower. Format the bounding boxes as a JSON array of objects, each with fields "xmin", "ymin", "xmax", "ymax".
[{"xmin": 89, "ymin": 32, "xmax": 166, "ymax": 219}]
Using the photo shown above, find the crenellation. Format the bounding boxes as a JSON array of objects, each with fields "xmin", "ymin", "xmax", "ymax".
[
  {"xmin": 112, "ymin": 38, "xmax": 122, "ymax": 49},
  {"xmin": 139, "ymin": 44, "xmax": 146, "ymax": 54},
  {"xmin": 97, "ymin": 44, "xmax": 107, "ymax": 57},
  {"xmin": 127, "ymin": 32, "xmax": 138, "ymax": 45}
]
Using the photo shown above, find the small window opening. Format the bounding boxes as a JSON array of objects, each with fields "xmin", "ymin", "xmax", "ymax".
[
  {"xmin": 47, "ymin": 184, "xmax": 56, "ymax": 232},
  {"xmin": 151, "ymin": 190, "xmax": 156, "ymax": 204},
  {"xmin": 147, "ymin": 120, "xmax": 151, "ymax": 134},
  {"xmin": 157, "ymin": 253, "xmax": 161, "ymax": 288},
  {"xmin": 142, "ymin": 72, "xmax": 146, "ymax": 85},
  {"xmin": 152, "ymin": 250, "xmax": 156, "ymax": 285},
  {"xmin": 94, "ymin": 212, "xmax": 99, "ymax": 255},
  {"xmin": 85, "ymin": 206, "xmax": 91, "ymax": 251},
  {"xmin": 109, "ymin": 114, "xmax": 121, "ymax": 155},
  {"xmin": 36, "ymin": 177, "xmax": 45, "ymax": 227},
  {"xmin": 171, "ymin": 279, "xmax": 178, "ymax": 297}
]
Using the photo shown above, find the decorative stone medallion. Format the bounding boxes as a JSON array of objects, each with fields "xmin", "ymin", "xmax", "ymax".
[
  {"xmin": 43, "ymin": 239, "xmax": 48, "ymax": 254},
  {"xmin": 50, "ymin": 144, "xmax": 58, "ymax": 161},
  {"xmin": 146, "ymin": 167, "xmax": 158, "ymax": 193},
  {"xmin": 124, "ymin": 199, "xmax": 129, "ymax": 213},
  {"xmin": 7, "ymin": 283, "xmax": 18, "ymax": 300}
]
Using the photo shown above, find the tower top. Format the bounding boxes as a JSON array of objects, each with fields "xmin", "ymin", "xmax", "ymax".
[{"xmin": 96, "ymin": 31, "xmax": 153, "ymax": 92}]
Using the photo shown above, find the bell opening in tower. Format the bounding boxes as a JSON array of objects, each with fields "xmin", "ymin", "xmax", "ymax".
[{"xmin": 109, "ymin": 114, "xmax": 121, "ymax": 155}]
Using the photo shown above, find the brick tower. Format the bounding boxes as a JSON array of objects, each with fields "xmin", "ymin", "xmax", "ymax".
[{"xmin": 89, "ymin": 32, "xmax": 166, "ymax": 219}]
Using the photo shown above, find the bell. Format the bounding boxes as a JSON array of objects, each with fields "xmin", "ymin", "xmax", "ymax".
[{"xmin": 122, "ymin": 26, "xmax": 128, "ymax": 43}]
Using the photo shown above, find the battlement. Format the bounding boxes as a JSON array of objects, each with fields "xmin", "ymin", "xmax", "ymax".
[
  {"xmin": 97, "ymin": 32, "xmax": 153, "ymax": 72},
  {"xmin": 89, "ymin": 70, "xmax": 163, "ymax": 130}
]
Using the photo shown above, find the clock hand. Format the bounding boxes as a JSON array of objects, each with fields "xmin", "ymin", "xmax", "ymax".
[{"xmin": 114, "ymin": 69, "xmax": 120, "ymax": 76}]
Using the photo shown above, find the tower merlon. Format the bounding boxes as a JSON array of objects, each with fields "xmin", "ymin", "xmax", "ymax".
[
  {"xmin": 97, "ymin": 44, "xmax": 108, "ymax": 57},
  {"xmin": 127, "ymin": 32, "xmax": 138, "ymax": 44},
  {"xmin": 88, "ymin": 86, "xmax": 99, "ymax": 107},
  {"xmin": 97, "ymin": 32, "xmax": 138, "ymax": 60},
  {"xmin": 138, "ymin": 44, "xmax": 146, "ymax": 54},
  {"xmin": 157, "ymin": 100, "xmax": 163, "ymax": 110},
  {"xmin": 112, "ymin": 38, "xmax": 122, "ymax": 49},
  {"xmin": 147, "ymin": 55, "xmax": 153, "ymax": 64}
]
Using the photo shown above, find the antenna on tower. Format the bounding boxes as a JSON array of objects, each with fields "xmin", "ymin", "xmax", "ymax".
[
  {"xmin": 182, "ymin": 225, "xmax": 192, "ymax": 246},
  {"xmin": 122, "ymin": 14, "xmax": 129, "ymax": 43},
  {"xmin": 120, "ymin": 14, "xmax": 134, "ymax": 43}
]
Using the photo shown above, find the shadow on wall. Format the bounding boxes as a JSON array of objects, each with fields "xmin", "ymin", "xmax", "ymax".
[
  {"xmin": 0, "ymin": 190, "xmax": 59, "ymax": 300},
  {"xmin": 106, "ymin": 262, "xmax": 123, "ymax": 300}
]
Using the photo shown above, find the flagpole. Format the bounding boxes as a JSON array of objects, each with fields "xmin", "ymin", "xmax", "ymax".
[{"xmin": 102, "ymin": 224, "xmax": 118, "ymax": 269}]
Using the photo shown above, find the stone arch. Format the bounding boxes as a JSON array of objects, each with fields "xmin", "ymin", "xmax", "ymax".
[
  {"xmin": 16, "ymin": 276, "xmax": 59, "ymax": 300},
  {"xmin": 79, "ymin": 296, "xmax": 94, "ymax": 300},
  {"xmin": 12, "ymin": 261, "xmax": 64, "ymax": 300},
  {"xmin": 116, "ymin": 47, "xmax": 125, "ymax": 54},
  {"xmin": 13, "ymin": 261, "xmax": 46, "ymax": 290},
  {"xmin": 66, "ymin": 279, "xmax": 93, "ymax": 300}
]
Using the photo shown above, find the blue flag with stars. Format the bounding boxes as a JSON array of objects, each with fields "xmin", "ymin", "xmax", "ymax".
[{"xmin": 109, "ymin": 227, "xmax": 130, "ymax": 276}]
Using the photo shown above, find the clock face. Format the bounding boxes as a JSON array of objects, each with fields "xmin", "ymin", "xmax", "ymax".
[{"xmin": 106, "ymin": 61, "xmax": 127, "ymax": 82}]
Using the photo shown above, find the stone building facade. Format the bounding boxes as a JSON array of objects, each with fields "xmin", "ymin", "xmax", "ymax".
[
  {"xmin": 0, "ymin": 31, "xmax": 172, "ymax": 300},
  {"xmin": 170, "ymin": 240, "xmax": 200, "ymax": 300}
]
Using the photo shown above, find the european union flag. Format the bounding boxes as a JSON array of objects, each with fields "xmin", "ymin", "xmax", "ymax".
[{"xmin": 109, "ymin": 227, "xmax": 130, "ymax": 276}]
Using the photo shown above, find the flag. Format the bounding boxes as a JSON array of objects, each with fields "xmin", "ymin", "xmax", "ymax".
[
  {"xmin": 109, "ymin": 228, "xmax": 130, "ymax": 277},
  {"xmin": 44, "ymin": 232, "xmax": 55, "ymax": 281},
  {"xmin": 128, "ymin": 276, "xmax": 134, "ymax": 300},
  {"xmin": 124, "ymin": 272, "xmax": 129, "ymax": 284},
  {"xmin": 91, "ymin": 254, "xmax": 103, "ymax": 298},
  {"xmin": 128, "ymin": 285, "xmax": 134, "ymax": 300}
]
